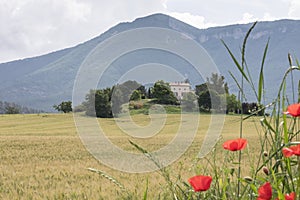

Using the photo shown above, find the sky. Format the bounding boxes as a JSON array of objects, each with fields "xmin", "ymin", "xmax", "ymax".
[{"xmin": 1, "ymin": 0, "xmax": 300, "ymax": 63}]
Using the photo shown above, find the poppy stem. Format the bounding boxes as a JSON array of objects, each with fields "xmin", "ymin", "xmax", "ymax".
[{"xmin": 237, "ymin": 106, "xmax": 243, "ymax": 198}]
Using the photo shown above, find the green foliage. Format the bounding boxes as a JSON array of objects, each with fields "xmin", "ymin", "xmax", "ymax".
[
  {"xmin": 111, "ymin": 86, "xmax": 124, "ymax": 116},
  {"xmin": 219, "ymin": 21, "xmax": 300, "ymax": 199},
  {"xmin": 226, "ymin": 94, "xmax": 240, "ymax": 113},
  {"xmin": 197, "ymin": 90, "xmax": 211, "ymax": 112},
  {"xmin": 152, "ymin": 80, "xmax": 178, "ymax": 105},
  {"xmin": 181, "ymin": 92, "xmax": 198, "ymax": 112},
  {"xmin": 82, "ymin": 81, "xmax": 145, "ymax": 118},
  {"xmin": 206, "ymin": 73, "xmax": 228, "ymax": 95},
  {"xmin": 137, "ymin": 85, "xmax": 147, "ymax": 99},
  {"xmin": 84, "ymin": 89, "xmax": 113, "ymax": 118},
  {"xmin": 5, "ymin": 104, "xmax": 20, "ymax": 114},
  {"xmin": 0, "ymin": 101, "xmax": 41, "ymax": 114},
  {"xmin": 128, "ymin": 100, "xmax": 181, "ymax": 115},
  {"xmin": 72, "ymin": 104, "xmax": 86, "ymax": 112},
  {"xmin": 112, "ymin": 80, "xmax": 144, "ymax": 115},
  {"xmin": 196, "ymin": 73, "xmax": 229, "ymax": 113},
  {"xmin": 163, "ymin": 105, "xmax": 181, "ymax": 114},
  {"xmin": 130, "ymin": 90, "xmax": 142, "ymax": 101},
  {"xmin": 147, "ymin": 87, "xmax": 153, "ymax": 99},
  {"xmin": 94, "ymin": 89, "xmax": 113, "ymax": 118},
  {"xmin": 195, "ymin": 83, "xmax": 208, "ymax": 96},
  {"xmin": 53, "ymin": 101, "xmax": 72, "ymax": 113}
]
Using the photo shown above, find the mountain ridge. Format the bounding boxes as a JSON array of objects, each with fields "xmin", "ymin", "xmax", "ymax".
[{"xmin": 1, "ymin": 13, "xmax": 299, "ymax": 111}]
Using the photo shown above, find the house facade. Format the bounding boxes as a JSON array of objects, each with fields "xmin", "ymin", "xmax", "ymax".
[{"xmin": 169, "ymin": 81, "xmax": 192, "ymax": 100}]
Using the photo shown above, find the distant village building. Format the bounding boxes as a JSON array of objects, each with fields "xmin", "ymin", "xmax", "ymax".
[{"xmin": 169, "ymin": 81, "xmax": 193, "ymax": 100}]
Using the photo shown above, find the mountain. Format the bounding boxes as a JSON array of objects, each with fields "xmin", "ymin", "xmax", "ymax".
[{"xmin": 0, "ymin": 13, "xmax": 300, "ymax": 111}]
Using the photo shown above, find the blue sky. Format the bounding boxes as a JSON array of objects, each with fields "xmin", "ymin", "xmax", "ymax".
[{"xmin": 1, "ymin": 0, "xmax": 300, "ymax": 63}]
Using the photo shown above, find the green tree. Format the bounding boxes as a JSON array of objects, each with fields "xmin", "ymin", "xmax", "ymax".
[
  {"xmin": 53, "ymin": 101, "xmax": 72, "ymax": 113},
  {"xmin": 147, "ymin": 87, "xmax": 153, "ymax": 99},
  {"xmin": 5, "ymin": 103, "xmax": 20, "ymax": 114},
  {"xmin": 226, "ymin": 94, "xmax": 240, "ymax": 113},
  {"xmin": 152, "ymin": 80, "xmax": 178, "ymax": 105},
  {"xmin": 181, "ymin": 92, "xmax": 198, "ymax": 112},
  {"xmin": 95, "ymin": 89, "xmax": 112, "ymax": 118},
  {"xmin": 119, "ymin": 80, "xmax": 141, "ymax": 101},
  {"xmin": 84, "ymin": 89, "xmax": 96, "ymax": 116},
  {"xmin": 195, "ymin": 83, "xmax": 208, "ymax": 97},
  {"xmin": 130, "ymin": 90, "xmax": 142, "ymax": 101},
  {"xmin": 206, "ymin": 73, "xmax": 229, "ymax": 94},
  {"xmin": 196, "ymin": 73, "xmax": 229, "ymax": 112},
  {"xmin": 136, "ymin": 85, "xmax": 147, "ymax": 99},
  {"xmin": 84, "ymin": 89, "xmax": 113, "ymax": 118},
  {"xmin": 111, "ymin": 86, "xmax": 124, "ymax": 116},
  {"xmin": 197, "ymin": 90, "xmax": 211, "ymax": 112}
]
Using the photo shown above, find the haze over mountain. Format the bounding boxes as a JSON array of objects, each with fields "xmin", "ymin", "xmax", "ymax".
[{"xmin": 1, "ymin": 13, "xmax": 299, "ymax": 111}]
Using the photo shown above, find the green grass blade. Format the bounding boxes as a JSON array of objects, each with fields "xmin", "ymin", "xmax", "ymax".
[
  {"xmin": 296, "ymin": 58, "xmax": 300, "ymax": 68},
  {"xmin": 143, "ymin": 178, "xmax": 148, "ymax": 200},
  {"xmin": 228, "ymin": 71, "xmax": 247, "ymax": 101},
  {"xmin": 282, "ymin": 81, "xmax": 289, "ymax": 144},
  {"xmin": 87, "ymin": 168, "xmax": 127, "ymax": 192},
  {"xmin": 260, "ymin": 117, "xmax": 276, "ymax": 134},
  {"xmin": 221, "ymin": 40, "xmax": 250, "ymax": 83},
  {"xmin": 298, "ymin": 80, "xmax": 300, "ymax": 103},
  {"xmin": 258, "ymin": 38, "xmax": 269, "ymax": 104},
  {"xmin": 242, "ymin": 21, "xmax": 257, "ymax": 66}
]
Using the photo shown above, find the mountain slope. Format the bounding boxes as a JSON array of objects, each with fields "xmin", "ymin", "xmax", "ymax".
[{"xmin": 0, "ymin": 13, "xmax": 299, "ymax": 111}]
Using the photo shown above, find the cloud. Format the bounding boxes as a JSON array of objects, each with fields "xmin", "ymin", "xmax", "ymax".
[
  {"xmin": 1, "ymin": 0, "xmax": 299, "ymax": 63},
  {"xmin": 0, "ymin": 0, "xmax": 166, "ymax": 63},
  {"xmin": 262, "ymin": 13, "xmax": 278, "ymax": 21},
  {"xmin": 236, "ymin": 12, "xmax": 279, "ymax": 24},
  {"xmin": 0, "ymin": 0, "xmax": 93, "ymax": 62},
  {"xmin": 237, "ymin": 13, "xmax": 259, "ymax": 24},
  {"xmin": 166, "ymin": 12, "xmax": 217, "ymax": 29},
  {"xmin": 288, "ymin": 0, "xmax": 300, "ymax": 18}
]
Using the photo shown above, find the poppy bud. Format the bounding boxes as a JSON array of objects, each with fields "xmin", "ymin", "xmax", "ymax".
[
  {"xmin": 263, "ymin": 166, "xmax": 269, "ymax": 175},
  {"xmin": 243, "ymin": 176, "xmax": 253, "ymax": 182}
]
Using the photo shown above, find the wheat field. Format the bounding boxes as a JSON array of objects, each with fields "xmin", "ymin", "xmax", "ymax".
[{"xmin": 0, "ymin": 113, "xmax": 263, "ymax": 199}]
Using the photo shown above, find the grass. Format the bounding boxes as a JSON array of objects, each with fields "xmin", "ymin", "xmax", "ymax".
[{"xmin": 0, "ymin": 113, "xmax": 264, "ymax": 199}]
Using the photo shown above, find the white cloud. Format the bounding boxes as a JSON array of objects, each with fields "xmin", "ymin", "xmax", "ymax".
[
  {"xmin": 262, "ymin": 13, "xmax": 278, "ymax": 21},
  {"xmin": 161, "ymin": 0, "xmax": 168, "ymax": 9},
  {"xmin": 166, "ymin": 12, "xmax": 217, "ymax": 29},
  {"xmin": 59, "ymin": 0, "xmax": 91, "ymax": 23},
  {"xmin": 288, "ymin": 0, "xmax": 300, "ymax": 18},
  {"xmin": 1, "ymin": 0, "xmax": 299, "ymax": 63},
  {"xmin": 237, "ymin": 13, "xmax": 259, "ymax": 24},
  {"xmin": 235, "ymin": 12, "xmax": 279, "ymax": 24},
  {"xmin": 0, "ymin": 0, "xmax": 94, "ymax": 62},
  {"xmin": 0, "ymin": 0, "xmax": 166, "ymax": 63}
]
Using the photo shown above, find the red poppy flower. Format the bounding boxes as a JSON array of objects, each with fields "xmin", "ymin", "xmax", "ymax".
[
  {"xmin": 223, "ymin": 138, "xmax": 247, "ymax": 151},
  {"xmin": 284, "ymin": 192, "xmax": 296, "ymax": 200},
  {"xmin": 275, "ymin": 192, "xmax": 296, "ymax": 200},
  {"xmin": 257, "ymin": 182, "xmax": 272, "ymax": 200},
  {"xmin": 285, "ymin": 103, "xmax": 300, "ymax": 117},
  {"xmin": 188, "ymin": 175, "xmax": 212, "ymax": 192},
  {"xmin": 282, "ymin": 144, "xmax": 300, "ymax": 157}
]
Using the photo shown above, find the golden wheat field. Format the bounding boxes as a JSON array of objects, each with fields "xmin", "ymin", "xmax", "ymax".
[{"xmin": 0, "ymin": 113, "xmax": 264, "ymax": 199}]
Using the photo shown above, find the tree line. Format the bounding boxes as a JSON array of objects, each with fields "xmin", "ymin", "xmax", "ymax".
[
  {"xmin": 67, "ymin": 73, "xmax": 263, "ymax": 118},
  {"xmin": 0, "ymin": 101, "xmax": 43, "ymax": 114}
]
